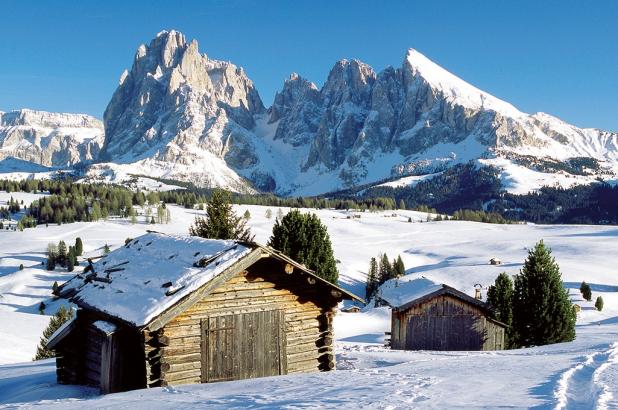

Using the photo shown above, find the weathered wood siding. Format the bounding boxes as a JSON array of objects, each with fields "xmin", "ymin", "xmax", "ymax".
[
  {"xmin": 55, "ymin": 312, "xmax": 145, "ymax": 393},
  {"xmin": 145, "ymin": 258, "xmax": 337, "ymax": 387},
  {"xmin": 391, "ymin": 294, "xmax": 505, "ymax": 351}
]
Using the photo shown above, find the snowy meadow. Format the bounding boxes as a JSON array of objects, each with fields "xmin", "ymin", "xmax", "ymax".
[{"xmin": 0, "ymin": 191, "xmax": 617, "ymax": 408}]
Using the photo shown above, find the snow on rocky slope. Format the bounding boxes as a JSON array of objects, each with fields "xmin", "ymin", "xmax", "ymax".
[
  {"xmin": 2, "ymin": 31, "xmax": 617, "ymax": 196},
  {"xmin": 0, "ymin": 109, "xmax": 103, "ymax": 168},
  {"xmin": 0, "ymin": 197, "xmax": 618, "ymax": 407}
]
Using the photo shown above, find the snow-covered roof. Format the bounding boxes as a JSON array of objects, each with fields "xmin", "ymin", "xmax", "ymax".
[
  {"xmin": 382, "ymin": 277, "xmax": 498, "ymax": 320},
  {"xmin": 57, "ymin": 232, "xmax": 361, "ymax": 328},
  {"xmin": 379, "ymin": 277, "xmax": 444, "ymax": 308},
  {"xmin": 57, "ymin": 232, "xmax": 253, "ymax": 327}
]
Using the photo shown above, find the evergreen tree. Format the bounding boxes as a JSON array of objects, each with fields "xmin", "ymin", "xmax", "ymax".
[
  {"xmin": 268, "ymin": 210, "xmax": 338, "ymax": 284},
  {"xmin": 189, "ymin": 189, "xmax": 253, "ymax": 241},
  {"xmin": 511, "ymin": 240, "xmax": 576, "ymax": 347},
  {"xmin": 66, "ymin": 250, "xmax": 75, "ymax": 272},
  {"xmin": 366, "ymin": 257, "xmax": 379, "ymax": 301},
  {"xmin": 486, "ymin": 272, "xmax": 514, "ymax": 347},
  {"xmin": 103, "ymin": 244, "xmax": 110, "ymax": 255},
  {"xmin": 75, "ymin": 238, "xmax": 84, "ymax": 256},
  {"xmin": 595, "ymin": 296, "xmax": 604, "ymax": 311},
  {"xmin": 91, "ymin": 202, "xmax": 102, "ymax": 221},
  {"xmin": 398, "ymin": 199, "xmax": 406, "ymax": 210},
  {"xmin": 57, "ymin": 240, "xmax": 67, "ymax": 267},
  {"xmin": 277, "ymin": 208, "xmax": 284, "ymax": 220},
  {"xmin": 52, "ymin": 281, "xmax": 59, "ymax": 294},
  {"xmin": 243, "ymin": 209, "xmax": 251, "ymax": 220},
  {"xmin": 129, "ymin": 207, "xmax": 137, "ymax": 224},
  {"xmin": 580, "ymin": 281, "xmax": 592, "ymax": 302},
  {"xmin": 393, "ymin": 255, "xmax": 405, "ymax": 277},
  {"xmin": 46, "ymin": 243, "xmax": 57, "ymax": 271},
  {"xmin": 378, "ymin": 253, "xmax": 393, "ymax": 284},
  {"xmin": 38, "ymin": 302, "xmax": 45, "ymax": 314},
  {"xmin": 265, "ymin": 209, "xmax": 273, "ymax": 219},
  {"xmin": 19, "ymin": 263, "xmax": 23, "ymax": 270},
  {"xmin": 150, "ymin": 216, "xmax": 156, "ymax": 224},
  {"xmin": 33, "ymin": 306, "xmax": 74, "ymax": 360}
]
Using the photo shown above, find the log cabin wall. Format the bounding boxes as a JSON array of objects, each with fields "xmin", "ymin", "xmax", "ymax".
[
  {"xmin": 391, "ymin": 294, "xmax": 505, "ymax": 351},
  {"xmin": 144, "ymin": 257, "xmax": 338, "ymax": 387},
  {"xmin": 55, "ymin": 311, "xmax": 146, "ymax": 393}
]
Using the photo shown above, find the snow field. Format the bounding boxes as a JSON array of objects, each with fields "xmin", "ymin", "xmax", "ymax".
[{"xmin": 0, "ymin": 190, "xmax": 617, "ymax": 407}]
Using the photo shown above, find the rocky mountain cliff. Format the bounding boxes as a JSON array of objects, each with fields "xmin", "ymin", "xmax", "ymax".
[
  {"xmin": 0, "ymin": 109, "xmax": 103, "ymax": 168},
  {"xmin": 96, "ymin": 30, "xmax": 265, "ymax": 192},
  {"xmin": 3, "ymin": 31, "xmax": 617, "ymax": 195}
]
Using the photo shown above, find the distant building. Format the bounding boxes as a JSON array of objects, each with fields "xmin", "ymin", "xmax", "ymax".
[
  {"xmin": 48, "ymin": 232, "xmax": 361, "ymax": 394},
  {"xmin": 341, "ymin": 306, "xmax": 361, "ymax": 313},
  {"xmin": 489, "ymin": 258, "xmax": 502, "ymax": 265},
  {"xmin": 390, "ymin": 279, "xmax": 506, "ymax": 351}
]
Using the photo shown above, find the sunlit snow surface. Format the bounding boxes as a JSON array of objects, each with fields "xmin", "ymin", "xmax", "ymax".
[{"xmin": 0, "ymin": 193, "xmax": 617, "ymax": 408}]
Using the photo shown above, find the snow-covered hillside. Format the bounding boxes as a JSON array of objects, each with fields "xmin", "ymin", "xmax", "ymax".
[{"xmin": 0, "ymin": 194, "xmax": 617, "ymax": 407}]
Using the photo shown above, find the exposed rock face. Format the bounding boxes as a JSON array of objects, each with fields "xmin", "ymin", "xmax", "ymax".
[
  {"xmin": 98, "ymin": 30, "xmax": 265, "ymax": 192},
  {"xmin": 0, "ymin": 109, "xmax": 103, "ymax": 167},
  {"xmin": 11, "ymin": 30, "xmax": 613, "ymax": 195}
]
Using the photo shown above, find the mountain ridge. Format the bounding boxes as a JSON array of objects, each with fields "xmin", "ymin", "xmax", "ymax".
[{"xmin": 2, "ymin": 30, "xmax": 617, "ymax": 196}]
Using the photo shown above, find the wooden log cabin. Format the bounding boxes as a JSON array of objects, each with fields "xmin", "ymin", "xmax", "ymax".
[
  {"xmin": 47, "ymin": 232, "xmax": 361, "ymax": 394},
  {"xmin": 389, "ymin": 279, "xmax": 506, "ymax": 351}
]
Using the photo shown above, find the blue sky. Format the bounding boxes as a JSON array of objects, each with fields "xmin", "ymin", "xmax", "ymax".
[{"xmin": 1, "ymin": 0, "xmax": 617, "ymax": 131}]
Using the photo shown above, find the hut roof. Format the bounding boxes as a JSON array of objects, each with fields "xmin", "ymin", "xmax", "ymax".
[
  {"xmin": 379, "ymin": 277, "xmax": 443, "ymax": 307},
  {"xmin": 56, "ymin": 232, "xmax": 361, "ymax": 329}
]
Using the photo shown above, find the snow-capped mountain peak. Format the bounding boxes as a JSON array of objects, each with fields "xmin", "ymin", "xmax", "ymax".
[
  {"xmin": 3, "ymin": 31, "xmax": 616, "ymax": 196},
  {"xmin": 404, "ymin": 48, "xmax": 523, "ymax": 118}
]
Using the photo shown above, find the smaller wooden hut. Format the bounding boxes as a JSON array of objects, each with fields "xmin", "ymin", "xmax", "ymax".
[
  {"xmin": 389, "ymin": 278, "xmax": 506, "ymax": 351},
  {"xmin": 47, "ymin": 232, "xmax": 361, "ymax": 394}
]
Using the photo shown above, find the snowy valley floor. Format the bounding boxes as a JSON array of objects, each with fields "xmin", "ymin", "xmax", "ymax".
[{"xmin": 0, "ymin": 194, "xmax": 617, "ymax": 408}]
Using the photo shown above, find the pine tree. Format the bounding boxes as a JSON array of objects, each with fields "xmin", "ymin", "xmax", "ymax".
[
  {"xmin": 243, "ymin": 209, "xmax": 251, "ymax": 220},
  {"xmin": 393, "ymin": 255, "xmax": 405, "ymax": 277},
  {"xmin": 511, "ymin": 240, "xmax": 576, "ymax": 347},
  {"xmin": 52, "ymin": 281, "xmax": 59, "ymax": 294},
  {"xmin": 91, "ymin": 202, "xmax": 101, "ymax": 221},
  {"xmin": 398, "ymin": 199, "xmax": 406, "ymax": 210},
  {"xmin": 580, "ymin": 281, "xmax": 592, "ymax": 302},
  {"xmin": 66, "ymin": 250, "xmax": 75, "ymax": 272},
  {"xmin": 38, "ymin": 302, "xmax": 46, "ymax": 314},
  {"xmin": 57, "ymin": 240, "xmax": 67, "ymax": 267},
  {"xmin": 33, "ymin": 306, "xmax": 74, "ymax": 360},
  {"xmin": 103, "ymin": 244, "xmax": 110, "ymax": 255},
  {"xmin": 189, "ymin": 189, "xmax": 253, "ymax": 241},
  {"xmin": 74, "ymin": 237, "xmax": 83, "ymax": 256},
  {"xmin": 268, "ymin": 210, "xmax": 338, "ymax": 284},
  {"xmin": 595, "ymin": 296, "xmax": 604, "ymax": 311},
  {"xmin": 366, "ymin": 257, "xmax": 379, "ymax": 301},
  {"xmin": 486, "ymin": 272, "xmax": 514, "ymax": 347},
  {"xmin": 378, "ymin": 253, "xmax": 392, "ymax": 284},
  {"xmin": 46, "ymin": 243, "xmax": 57, "ymax": 271},
  {"xmin": 265, "ymin": 209, "xmax": 273, "ymax": 219},
  {"xmin": 19, "ymin": 263, "xmax": 23, "ymax": 270}
]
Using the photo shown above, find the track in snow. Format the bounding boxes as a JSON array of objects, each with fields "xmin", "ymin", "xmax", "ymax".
[{"xmin": 554, "ymin": 342, "xmax": 618, "ymax": 409}]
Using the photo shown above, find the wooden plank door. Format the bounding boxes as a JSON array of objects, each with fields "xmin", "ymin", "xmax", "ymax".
[
  {"xmin": 201, "ymin": 310, "xmax": 286, "ymax": 383},
  {"xmin": 100, "ymin": 332, "xmax": 119, "ymax": 394}
]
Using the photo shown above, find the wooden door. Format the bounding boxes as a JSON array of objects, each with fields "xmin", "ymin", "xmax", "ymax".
[
  {"xmin": 100, "ymin": 331, "xmax": 120, "ymax": 394},
  {"xmin": 201, "ymin": 309, "xmax": 287, "ymax": 383}
]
